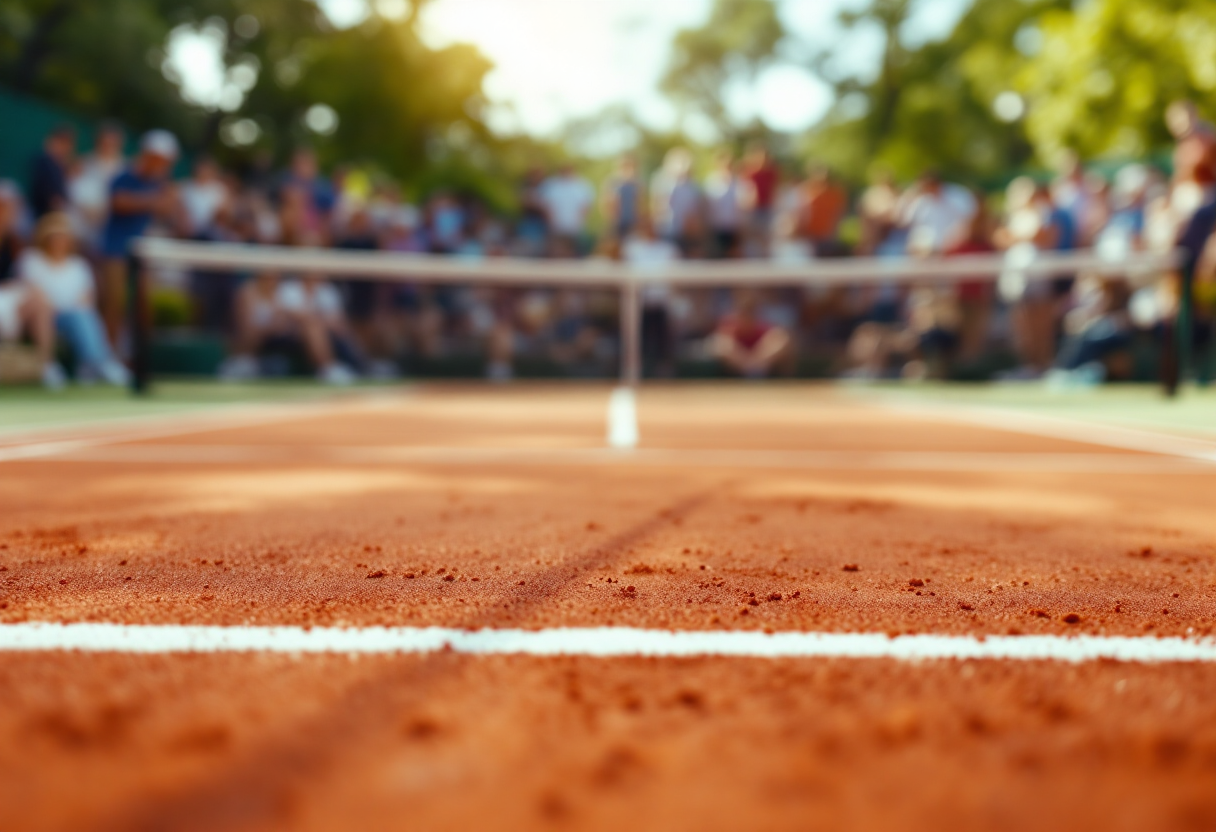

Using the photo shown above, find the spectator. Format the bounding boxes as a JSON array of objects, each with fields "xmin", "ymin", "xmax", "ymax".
[
  {"xmin": 900, "ymin": 170, "xmax": 976, "ymax": 256},
  {"xmin": 280, "ymin": 148, "xmax": 336, "ymax": 221},
  {"xmin": 859, "ymin": 168, "xmax": 900, "ymax": 255},
  {"xmin": 603, "ymin": 154, "xmax": 642, "ymax": 248},
  {"xmin": 622, "ymin": 215, "xmax": 681, "ymax": 377},
  {"xmin": 179, "ymin": 157, "xmax": 230, "ymax": 239},
  {"xmin": 1095, "ymin": 164, "xmax": 1152, "ymax": 256},
  {"xmin": 29, "ymin": 124, "xmax": 76, "ymax": 218},
  {"xmin": 0, "ymin": 183, "xmax": 62, "ymax": 388},
  {"xmin": 945, "ymin": 199, "xmax": 997, "ymax": 363},
  {"xmin": 741, "ymin": 143, "xmax": 779, "ymax": 257},
  {"xmin": 704, "ymin": 152, "xmax": 745, "ymax": 259},
  {"xmin": 651, "ymin": 148, "xmax": 703, "ymax": 257},
  {"xmin": 1051, "ymin": 151, "xmax": 1100, "ymax": 247},
  {"xmin": 540, "ymin": 164, "xmax": 594, "ymax": 257},
  {"xmin": 99, "ymin": 129, "xmax": 180, "ymax": 346},
  {"xmin": 710, "ymin": 290, "xmax": 791, "ymax": 378},
  {"xmin": 516, "ymin": 167, "xmax": 550, "ymax": 257},
  {"xmin": 798, "ymin": 165, "xmax": 849, "ymax": 255},
  {"xmin": 995, "ymin": 177, "xmax": 1075, "ymax": 378},
  {"xmin": 276, "ymin": 271, "xmax": 363, "ymax": 384},
  {"xmin": 68, "ymin": 121, "xmax": 125, "ymax": 251},
  {"xmin": 18, "ymin": 212, "xmax": 127, "ymax": 385}
]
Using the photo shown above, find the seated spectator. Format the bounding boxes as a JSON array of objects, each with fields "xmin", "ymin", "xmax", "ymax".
[
  {"xmin": 220, "ymin": 268, "xmax": 360, "ymax": 385},
  {"xmin": 18, "ymin": 213, "xmax": 127, "ymax": 385},
  {"xmin": 276, "ymin": 272, "xmax": 364, "ymax": 384},
  {"xmin": 0, "ymin": 184, "xmax": 62, "ymax": 388},
  {"xmin": 710, "ymin": 290, "xmax": 791, "ymax": 378},
  {"xmin": 603, "ymin": 155, "xmax": 642, "ymax": 249},
  {"xmin": 1047, "ymin": 276, "xmax": 1133, "ymax": 386}
]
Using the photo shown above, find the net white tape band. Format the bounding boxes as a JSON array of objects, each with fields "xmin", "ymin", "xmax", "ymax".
[{"xmin": 135, "ymin": 238, "xmax": 1182, "ymax": 288}]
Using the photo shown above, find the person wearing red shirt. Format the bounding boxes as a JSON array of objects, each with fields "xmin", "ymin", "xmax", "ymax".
[{"xmin": 742, "ymin": 144, "xmax": 779, "ymax": 257}]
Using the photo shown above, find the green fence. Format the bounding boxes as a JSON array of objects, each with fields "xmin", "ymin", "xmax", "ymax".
[{"xmin": 0, "ymin": 87, "xmax": 99, "ymax": 189}]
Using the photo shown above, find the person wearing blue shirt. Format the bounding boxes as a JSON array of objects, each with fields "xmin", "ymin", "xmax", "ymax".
[{"xmin": 99, "ymin": 130, "xmax": 179, "ymax": 347}]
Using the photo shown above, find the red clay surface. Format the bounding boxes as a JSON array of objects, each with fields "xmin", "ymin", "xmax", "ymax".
[{"xmin": 1, "ymin": 384, "xmax": 1215, "ymax": 831}]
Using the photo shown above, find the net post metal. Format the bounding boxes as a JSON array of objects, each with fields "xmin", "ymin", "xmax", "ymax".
[{"xmin": 127, "ymin": 250, "xmax": 150, "ymax": 396}]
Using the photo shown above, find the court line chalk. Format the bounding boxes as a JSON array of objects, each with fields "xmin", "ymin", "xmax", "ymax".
[{"xmin": 2, "ymin": 623, "xmax": 1215, "ymax": 664}]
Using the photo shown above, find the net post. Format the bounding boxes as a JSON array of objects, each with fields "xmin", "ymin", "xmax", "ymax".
[{"xmin": 128, "ymin": 249, "xmax": 150, "ymax": 396}]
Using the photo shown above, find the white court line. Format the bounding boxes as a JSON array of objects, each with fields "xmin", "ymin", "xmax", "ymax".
[
  {"xmin": 36, "ymin": 444, "xmax": 1216, "ymax": 474},
  {"xmin": 0, "ymin": 394, "xmax": 403, "ymax": 463},
  {"xmin": 2, "ymin": 623, "xmax": 1215, "ymax": 664},
  {"xmin": 880, "ymin": 399, "xmax": 1216, "ymax": 464}
]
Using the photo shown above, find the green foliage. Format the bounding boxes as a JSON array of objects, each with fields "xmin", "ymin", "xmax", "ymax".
[
  {"xmin": 661, "ymin": 0, "xmax": 786, "ymax": 138},
  {"xmin": 1018, "ymin": 0, "xmax": 1216, "ymax": 162},
  {"xmin": 0, "ymin": 0, "xmax": 543, "ymax": 208},
  {"xmin": 804, "ymin": 0, "xmax": 1066, "ymax": 186}
]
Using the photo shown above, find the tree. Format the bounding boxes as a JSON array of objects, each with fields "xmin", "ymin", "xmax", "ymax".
[
  {"xmin": 1018, "ymin": 0, "xmax": 1216, "ymax": 163},
  {"xmin": 660, "ymin": 0, "xmax": 786, "ymax": 139},
  {"xmin": 802, "ymin": 0, "xmax": 1067, "ymax": 184}
]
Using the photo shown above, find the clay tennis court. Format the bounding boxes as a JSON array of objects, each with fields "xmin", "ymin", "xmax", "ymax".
[{"xmin": 2, "ymin": 383, "xmax": 1215, "ymax": 831}]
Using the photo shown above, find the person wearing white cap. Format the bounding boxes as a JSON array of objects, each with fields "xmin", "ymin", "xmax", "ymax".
[{"xmin": 98, "ymin": 129, "xmax": 181, "ymax": 347}]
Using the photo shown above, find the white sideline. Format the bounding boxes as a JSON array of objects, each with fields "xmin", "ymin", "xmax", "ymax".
[
  {"xmin": 881, "ymin": 400, "xmax": 1216, "ymax": 464},
  {"xmin": 0, "ymin": 394, "xmax": 401, "ymax": 463},
  {"xmin": 2, "ymin": 623, "xmax": 1215, "ymax": 664}
]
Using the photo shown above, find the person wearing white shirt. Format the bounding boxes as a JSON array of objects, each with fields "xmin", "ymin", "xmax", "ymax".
[
  {"xmin": 540, "ymin": 165, "xmax": 594, "ymax": 256},
  {"xmin": 67, "ymin": 122, "xmax": 125, "ymax": 250},
  {"xmin": 0, "ymin": 184, "xmax": 63, "ymax": 388},
  {"xmin": 178, "ymin": 157, "xmax": 230, "ymax": 238},
  {"xmin": 622, "ymin": 216, "xmax": 681, "ymax": 376},
  {"xmin": 276, "ymin": 274, "xmax": 362, "ymax": 384},
  {"xmin": 900, "ymin": 172, "xmax": 977, "ymax": 256},
  {"xmin": 704, "ymin": 152, "xmax": 744, "ymax": 258},
  {"xmin": 17, "ymin": 212, "xmax": 127, "ymax": 385}
]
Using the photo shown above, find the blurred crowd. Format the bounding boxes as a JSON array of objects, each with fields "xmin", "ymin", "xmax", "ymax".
[{"xmin": 1, "ymin": 102, "xmax": 1214, "ymax": 389}]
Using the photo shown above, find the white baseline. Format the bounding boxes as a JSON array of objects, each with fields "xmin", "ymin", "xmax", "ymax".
[{"xmin": 2, "ymin": 623, "xmax": 1215, "ymax": 664}]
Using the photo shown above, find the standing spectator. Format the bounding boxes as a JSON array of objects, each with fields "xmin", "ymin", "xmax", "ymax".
[
  {"xmin": 622, "ymin": 215, "xmax": 680, "ymax": 377},
  {"xmin": 19, "ymin": 213, "xmax": 127, "ymax": 385},
  {"xmin": 603, "ymin": 155, "xmax": 642, "ymax": 248},
  {"xmin": 280, "ymin": 147, "xmax": 335, "ymax": 222},
  {"xmin": 68, "ymin": 121, "xmax": 125, "ymax": 252},
  {"xmin": 798, "ymin": 165, "xmax": 849, "ymax": 255},
  {"xmin": 945, "ymin": 200, "xmax": 997, "ymax": 363},
  {"xmin": 741, "ymin": 143, "xmax": 779, "ymax": 257},
  {"xmin": 651, "ymin": 148, "xmax": 703, "ymax": 257},
  {"xmin": 99, "ymin": 129, "xmax": 180, "ymax": 347},
  {"xmin": 704, "ymin": 151, "xmax": 745, "ymax": 259},
  {"xmin": 1051, "ymin": 151, "xmax": 1100, "ymax": 247},
  {"xmin": 0, "ymin": 183, "xmax": 62, "ymax": 388},
  {"xmin": 900, "ymin": 170, "xmax": 976, "ymax": 256},
  {"xmin": 995, "ymin": 177, "xmax": 1075, "ymax": 378},
  {"xmin": 859, "ymin": 168, "xmax": 901, "ymax": 254},
  {"xmin": 29, "ymin": 124, "xmax": 76, "ymax": 219},
  {"xmin": 179, "ymin": 157, "xmax": 230, "ymax": 239},
  {"xmin": 516, "ymin": 167, "xmax": 550, "ymax": 257},
  {"xmin": 540, "ymin": 164, "xmax": 595, "ymax": 257}
]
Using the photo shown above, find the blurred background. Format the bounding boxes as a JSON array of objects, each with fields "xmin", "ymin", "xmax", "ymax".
[{"xmin": 0, "ymin": 0, "xmax": 1212, "ymax": 389}]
